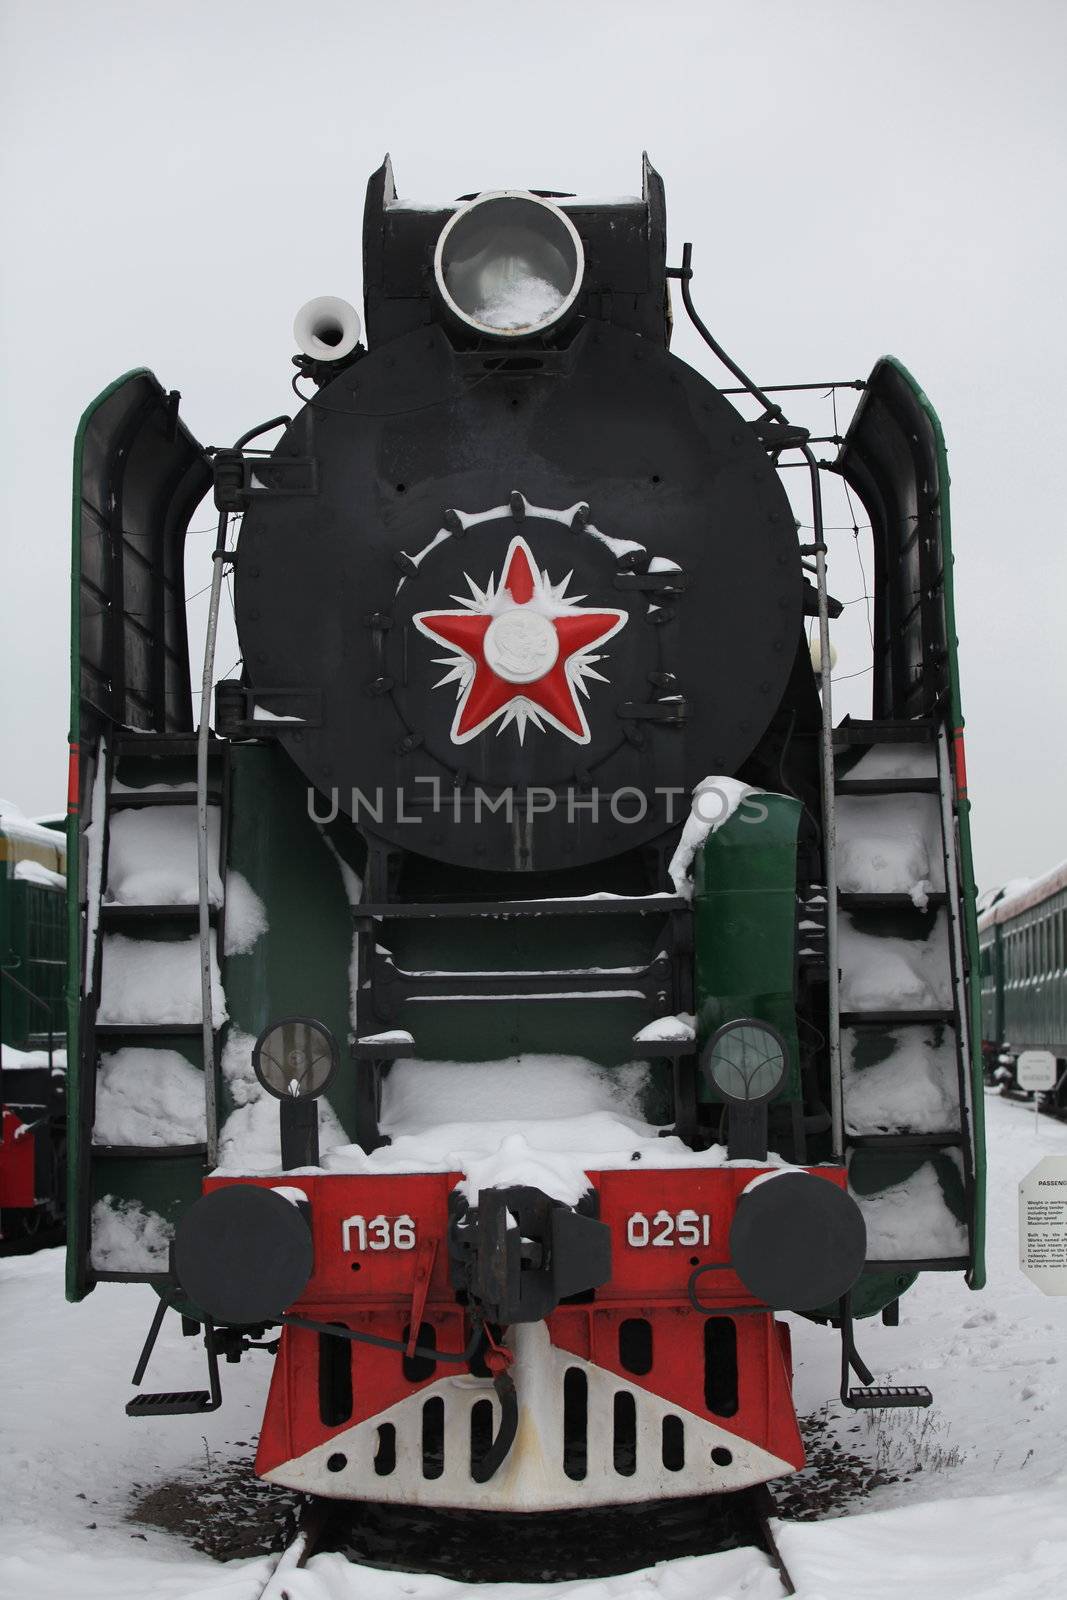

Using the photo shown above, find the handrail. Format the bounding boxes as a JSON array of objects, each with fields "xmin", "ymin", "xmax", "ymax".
[{"xmin": 196, "ymin": 508, "xmax": 227, "ymax": 1167}]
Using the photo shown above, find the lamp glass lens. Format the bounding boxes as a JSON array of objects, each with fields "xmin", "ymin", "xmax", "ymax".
[
  {"xmin": 706, "ymin": 1023, "xmax": 787, "ymax": 1103},
  {"xmin": 439, "ymin": 197, "xmax": 581, "ymax": 334},
  {"xmin": 254, "ymin": 1018, "xmax": 337, "ymax": 1100}
]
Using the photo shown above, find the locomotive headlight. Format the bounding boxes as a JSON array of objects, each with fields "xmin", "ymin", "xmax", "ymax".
[
  {"xmin": 253, "ymin": 1016, "xmax": 339, "ymax": 1101},
  {"xmin": 434, "ymin": 191, "xmax": 585, "ymax": 338},
  {"xmin": 700, "ymin": 1019, "xmax": 789, "ymax": 1104}
]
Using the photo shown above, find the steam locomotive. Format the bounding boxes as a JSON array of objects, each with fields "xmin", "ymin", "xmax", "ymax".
[{"xmin": 67, "ymin": 156, "xmax": 985, "ymax": 1513}]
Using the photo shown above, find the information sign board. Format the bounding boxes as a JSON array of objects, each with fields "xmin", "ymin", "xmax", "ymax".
[
  {"xmin": 1019, "ymin": 1155, "xmax": 1067, "ymax": 1295},
  {"xmin": 1017, "ymin": 1050, "xmax": 1058, "ymax": 1092}
]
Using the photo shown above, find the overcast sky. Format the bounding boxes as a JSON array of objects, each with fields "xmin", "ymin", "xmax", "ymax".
[{"xmin": 2, "ymin": 0, "xmax": 1063, "ymax": 892}]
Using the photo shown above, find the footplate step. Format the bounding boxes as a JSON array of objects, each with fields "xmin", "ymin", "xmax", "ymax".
[
  {"xmin": 126, "ymin": 1298, "xmax": 222, "ymax": 1417},
  {"xmin": 838, "ymin": 1294, "xmax": 933, "ymax": 1411},
  {"xmin": 844, "ymin": 1384, "xmax": 933, "ymax": 1409},
  {"xmin": 125, "ymin": 1389, "xmax": 220, "ymax": 1416}
]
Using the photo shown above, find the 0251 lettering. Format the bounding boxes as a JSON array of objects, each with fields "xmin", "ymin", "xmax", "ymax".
[{"xmin": 626, "ymin": 1209, "xmax": 711, "ymax": 1248}]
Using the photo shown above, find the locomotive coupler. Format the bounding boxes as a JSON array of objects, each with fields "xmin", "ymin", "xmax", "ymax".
[
  {"xmin": 448, "ymin": 1184, "xmax": 611, "ymax": 1324},
  {"xmin": 444, "ymin": 1188, "xmax": 609, "ymax": 1485}
]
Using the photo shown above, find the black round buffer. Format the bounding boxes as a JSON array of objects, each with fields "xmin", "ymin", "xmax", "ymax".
[
  {"xmin": 728, "ymin": 1172, "xmax": 867, "ymax": 1312},
  {"xmin": 174, "ymin": 1185, "xmax": 313, "ymax": 1326}
]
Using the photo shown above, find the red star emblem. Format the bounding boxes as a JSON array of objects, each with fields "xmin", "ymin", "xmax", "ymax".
[{"xmin": 413, "ymin": 536, "xmax": 627, "ymax": 744}]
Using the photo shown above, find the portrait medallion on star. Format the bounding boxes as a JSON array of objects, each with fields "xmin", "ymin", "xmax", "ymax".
[{"xmin": 413, "ymin": 535, "xmax": 627, "ymax": 745}]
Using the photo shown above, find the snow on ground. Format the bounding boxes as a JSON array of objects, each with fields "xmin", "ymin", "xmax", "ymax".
[
  {"xmin": 783, "ymin": 1092, "xmax": 1067, "ymax": 1519},
  {"xmin": 0, "ymin": 1249, "xmax": 275, "ymax": 1599},
  {"xmin": 2, "ymin": 1092, "xmax": 1066, "ymax": 1599},
  {"xmin": 260, "ymin": 1550, "xmax": 785, "ymax": 1600}
]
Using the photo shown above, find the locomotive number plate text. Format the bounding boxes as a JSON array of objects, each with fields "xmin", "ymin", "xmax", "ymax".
[
  {"xmin": 625, "ymin": 1209, "xmax": 712, "ymax": 1248},
  {"xmin": 341, "ymin": 1213, "xmax": 417, "ymax": 1252}
]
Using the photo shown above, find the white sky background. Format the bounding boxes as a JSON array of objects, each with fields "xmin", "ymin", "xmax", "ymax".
[{"xmin": 1, "ymin": 0, "xmax": 1063, "ymax": 891}]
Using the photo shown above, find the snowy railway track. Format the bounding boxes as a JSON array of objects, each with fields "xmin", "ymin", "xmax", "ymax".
[
  {"xmin": 747, "ymin": 1487, "xmax": 797, "ymax": 1595},
  {"xmin": 256, "ymin": 1487, "xmax": 795, "ymax": 1596},
  {"xmin": 257, "ymin": 1497, "xmax": 335, "ymax": 1599}
]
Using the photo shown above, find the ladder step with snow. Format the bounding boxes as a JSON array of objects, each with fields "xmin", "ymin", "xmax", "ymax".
[{"xmin": 832, "ymin": 718, "xmax": 978, "ymax": 1275}]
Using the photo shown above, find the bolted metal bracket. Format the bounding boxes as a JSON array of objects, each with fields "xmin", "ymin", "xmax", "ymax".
[{"xmin": 213, "ymin": 449, "xmax": 319, "ymax": 513}]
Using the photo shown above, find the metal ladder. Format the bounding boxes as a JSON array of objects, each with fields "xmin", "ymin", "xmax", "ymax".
[
  {"xmin": 830, "ymin": 717, "xmax": 979, "ymax": 1408},
  {"xmin": 833, "ymin": 718, "xmax": 974, "ymax": 1233},
  {"xmin": 83, "ymin": 731, "xmax": 229, "ymax": 1273}
]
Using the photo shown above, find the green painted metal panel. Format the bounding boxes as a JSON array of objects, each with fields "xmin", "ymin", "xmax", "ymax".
[
  {"xmin": 809, "ymin": 1268, "xmax": 918, "ymax": 1324},
  {"xmin": 223, "ymin": 746, "xmax": 359, "ymax": 1137},
  {"xmin": 692, "ymin": 793, "xmax": 802, "ymax": 1104},
  {"xmin": 0, "ymin": 878, "xmax": 66, "ymax": 1048},
  {"xmin": 388, "ymin": 911, "xmax": 657, "ymax": 1067},
  {"xmin": 978, "ymin": 922, "xmax": 1003, "ymax": 1046}
]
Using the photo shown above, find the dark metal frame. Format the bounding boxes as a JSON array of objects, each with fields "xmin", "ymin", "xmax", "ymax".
[{"xmin": 347, "ymin": 832, "xmax": 696, "ymax": 1150}]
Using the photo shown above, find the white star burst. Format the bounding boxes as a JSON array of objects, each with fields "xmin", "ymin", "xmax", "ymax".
[
  {"xmin": 413, "ymin": 528, "xmax": 628, "ymax": 746},
  {"xmin": 427, "ymin": 556, "xmax": 616, "ymax": 744}
]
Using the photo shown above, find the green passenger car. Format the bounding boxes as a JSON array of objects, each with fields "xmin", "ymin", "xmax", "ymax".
[{"xmin": 978, "ymin": 862, "xmax": 1067, "ymax": 1112}]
